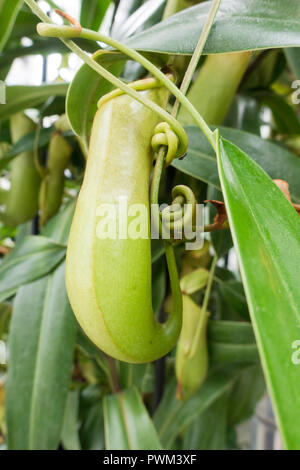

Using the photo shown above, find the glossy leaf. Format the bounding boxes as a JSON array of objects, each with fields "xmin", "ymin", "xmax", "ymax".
[
  {"xmin": 174, "ymin": 126, "xmax": 300, "ymax": 203},
  {"xmin": 0, "ymin": 83, "xmax": 69, "ymax": 122},
  {"xmin": 126, "ymin": 0, "xmax": 300, "ymax": 55},
  {"xmin": 0, "ymin": 0, "xmax": 22, "ymax": 52},
  {"xmin": 0, "ymin": 235, "xmax": 66, "ymax": 302},
  {"xmin": 224, "ymin": 94, "xmax": 262, "ymax": 135},
  {"xmin": 6, "ymin": 261, "xmax": 77, "ymax": 450},
  {"xmin": 103, "ymin": 387, "xmax": 162, "ymax": 450},
  {"xmin": 216, "ymin": 136, "xmax": 300, "ymax": 449}
]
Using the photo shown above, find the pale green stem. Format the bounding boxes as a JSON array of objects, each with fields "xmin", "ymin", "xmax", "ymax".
[
  {"xmin": 190, "ymin": 254, "xmax": 218, "ymax": 356},
  {"xmin": 172, "ymin": 0, "xmax": 222, "ymax": 118},
  {"xmin": 24, "ymin": 0, "xmax": 217, "ymax": 152}
]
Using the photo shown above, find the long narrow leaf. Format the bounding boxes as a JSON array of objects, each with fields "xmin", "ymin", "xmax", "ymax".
[
  {"xmin": 0, "ymin": 83, "xmax": 69, "ymax": 121},
  {"xmin": 216, "ymin": 136, "xmax": 300, "ymax": 449},
  {"xmin": 154, "ymin": 366, "xmax": 237, "ymax": 448},
  {"xmin": 0, "ymin": 236, "xmax": 66, "ymax": 302},
  {"xmin": 80, "ymin": 0, "xmax": 111, "ymax": 32},
  {"xmin": 104, "ymin": 387, "xmax": 162, "ymax": 450},
  {"xmin": 0, "ymin": 0, "xmax": 22, "ymax": 52},
  {"xmin": 6, "ymin": 262, "xmax": 77, "ymax": 449}
]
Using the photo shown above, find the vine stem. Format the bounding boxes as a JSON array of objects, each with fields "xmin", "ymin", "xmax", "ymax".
[
  {"xmin": 24, "ymin": 0, "xmax": 217, "ymax": 152},
  {"xmin": 105, "ymin": 355, "xmax": 121, "ymax": 394},
  {"xmin": 190, "ymin": 254, "xmax": 218, "ymax": 357},
  {"xmin": 150, "ymin": 0, "xmax": 221, "ymax": 216},
  {"xmin": 172, "ymin": 0, "xmax": 222, "ymax": 118}
]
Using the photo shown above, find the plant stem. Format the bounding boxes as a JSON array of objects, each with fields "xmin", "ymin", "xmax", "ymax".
[
  {"xmin": 24, "ymin": 0, "xmax": 217, "ymax": 151},
  {"xmin": 76, "ymin": 27, "xmax": 216, "ymax": 150},
  {"xmin": 172, "ymin": 0, "xmax": 221, "ymax": 118},
  {"xmin": 105, "ymin": 355, "xmax": 120, "ymax": 393},
  {"xmin": 190, "ymin": 254, "xmax": 218, "ymax": 356}
]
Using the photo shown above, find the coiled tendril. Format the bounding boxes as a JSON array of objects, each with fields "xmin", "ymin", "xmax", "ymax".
[
  {"xmin": 161, "ymin": 185, "xmax": 198, "ymax": 242},
  {"xmin": 151, "ymin": 122, "xmax": 183, "ymax": 166},
  {"xmin": 151, "ymin": 123, "xmax": 198, "ymax": 243}
]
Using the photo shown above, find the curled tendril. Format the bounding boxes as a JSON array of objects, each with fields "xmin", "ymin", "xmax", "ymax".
[
  {"xmin": 161, "ymin": 185, "xmax": 197, "ymax": 239},
  {"xmin": 151, "ymin": 122, "xmax": 183, "ymax": 166},
  {"xmin": 155, "ymin": 185, "xmax": 197, "ymax": 242}
]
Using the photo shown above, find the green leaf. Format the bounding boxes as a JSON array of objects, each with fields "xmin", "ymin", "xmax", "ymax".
[
  {"xmin": 0, "ymin": 83, "xmax": 69, "ymax": 122},
  {"xmin": 0, "ymin": 0, "xmax": 22, "ymax": 52},
  {"xmin": 218, "ymin": 280, "xmax": 249, "ymax": 320},
  {"xmin": 118, "ymin": 363, "xmax": 154, "ymax": 395},
  {"xmin": 103, "ymin": 387, "xmax": 162, "ymax": 450},
  {"xmin": 0, "ymin": 127, "xmax": 54, "ymax": 171},
  {"xmin": 224, "ymin": 94, "xmax": 262, "ymax": 135},
  {"xmin": 41, "ymin": 199, "xmax": 76, "ymax": 244},
  {"xmin": 285, "ymin": 48, "xmax": 300, "ymax": 78},
  {"xmin": 0, "ymin": 301, "xmax": 11, "ymax": 338},
  {"xmin": 227, "ymin": 364, "xmax": 265, "ymax": 427},
  {"xmin": 61, "ymin": 390, "xmax": 81, "ymax": 450},
  {"xmin": 183, "ymin": 391, "xmax": 229, "ymax": 450},
  {"xmin": 216, "ymin": 136, "xmax": 300, "ymax": 449},
  {"xmin": 80, "ymin": 0, "xmax": 111, "ymax": 31},
  {"xmin": 208, "ymin": 319, "xmax": 258, "ymax": 365},
  {"xmin": 126, "ymin": 0, "xmax": 300, "ymax": 55},
  {"xmin": 66, "ymin": 51, "xmax": 125, "ymax": 153},
  {"xmin": 209, "ymin": 342, "xmax": 259, "ymax": 365},
  {"xmin": 79, "ymin": 386, "xmax": 104, "ymax": 450},
  {"xmin": 154, "ymin": 366, "xmax": 237, "ymax": 448},
  {"xmin": 174, "ymin": 126, "xmax": 300, "ymax": 203},
  {"xmin": 208, "ymin": 320, "xmax": 255, "ymax": 344},
  {"xmin": 255, "ymin": 90, "xmax": 300, "ymax": 134},
  {"xmin": 6, "ymin": 261, "xmax": 77, "ymax": 449},
  {"xmin": 4, "ymin": 7, "xmax": 38, "ymax": 46},
  {"xmin": 0, "ymin": 235, "xmax": 66, "ymax": 302}
]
